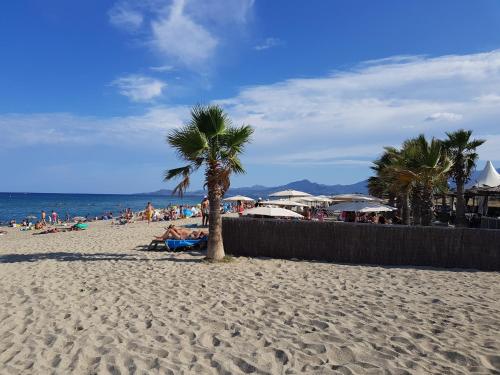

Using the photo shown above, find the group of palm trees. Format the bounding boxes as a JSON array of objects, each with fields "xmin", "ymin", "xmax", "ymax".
[{"xmin": 368, "ymin": 130, "xmax": 485, "ymax": 227}]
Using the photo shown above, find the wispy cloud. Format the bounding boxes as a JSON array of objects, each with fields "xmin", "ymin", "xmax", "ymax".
[
  {"xmin": 425, "ymin": 112, "xmax": 463, "ymax": 122},
  {"xmin": 109, "ymin": 0, "xmax": 254, "ymax": 71},
  {"xmin": 111, "ymin": 75, "xmax": 166, "ymax": 102},
  {"xmin": 3, "ymin": 50, "xmax": 500, "ymax": 169},
  {"xmin": 218, "ymin": 50, "xmax": 500, "ymax": 164},
  {"xmin": 254, "ymin": 37, "xmax": 283, "ymax": 51},
  {"xmin": 150, "ymin": 0, "xmax": 218, "ymax": 68},
  {"xmin": 149, "ymin": 65, "xmax": 175, "ymax": 72},
  {"xmin": 108, "ymin": 4, "xmax": 143, "ymax": 31},
  {"xmin": 0, "ymin": 107, "xmax": 188, "ymax": 148}
]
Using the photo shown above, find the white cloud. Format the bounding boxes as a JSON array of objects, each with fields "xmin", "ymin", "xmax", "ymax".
[
  {"xmin": 150, "ymin": 65, "xmax": 175, "ymax": 72},
  {"xmin": 150, "ymin": 0, "xmax": 218, "ymax": 68},
  {"xmin": 0, "ymin": 107, "xmax": 188, "ymax": 148},
  {"xmin": 218, "ymin": 50, "xmax": 500, "ymax": 164},
  {"xmin": 254, "ymin": 37, "xmax": 283, "ymax": 51},
  {"xmin": 425, "ymin": 112, "xmax": 463, "ymax": 122},
  {"xmin": 109, "ymin": 0, "xmax": 254, "ymax": 70},
  {"xmin": 108, "ymin": 4, "xmax": 143, "ymax": 31},
  {"xmin": 111, "ymin": 75, "xmax": 166, "ymax": 102},
  {"xmin": 3, "ymin": 50, "xmax": 500, "ymax": 171}
]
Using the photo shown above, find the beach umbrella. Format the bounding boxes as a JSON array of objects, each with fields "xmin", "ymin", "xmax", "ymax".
[
  {"xmin": 260, "ymin": 200, "xmax": 307, "ymax": 207},
  {"xmin": 223, "ymin": 195, "xmax": 255, "ymax": 202},
  {"xmin": 242, "ymin": 207, "xmax": 304, "ymax": 218},
  {"xmin": 269, "ymin": 190, "xmax": 312, "ymax": 198},
  {"xmin": 291, "ymin": 196, "xmax": 332, "ymax": 203},
  {"xmin": 330, "ymin": 194, "xmax": 383, "ymax": 202},
  {"xmin": 327, "ymin": 201, "xmax": 396, "ymax": 213}
]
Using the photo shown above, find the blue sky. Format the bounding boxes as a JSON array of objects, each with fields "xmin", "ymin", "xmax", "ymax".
[{"xmin": 2, "ymin": 0, "xmax": 500, "ymax": 193}]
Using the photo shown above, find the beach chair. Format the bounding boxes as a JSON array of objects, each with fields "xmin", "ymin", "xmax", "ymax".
[
  {"xmin": 147, "ymin": 237, "xmax": 207, "ymax": 251},
  {"xmin": 165, "ymin": 237, "xmax": 207, "ymax": 251}
]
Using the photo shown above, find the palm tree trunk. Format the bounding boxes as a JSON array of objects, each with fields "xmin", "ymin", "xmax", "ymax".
[
  {"xmin": 207, "ymin": 191, "xmax": 224, "ymax": 260},
  {"xmin": 410, "ymin": 189, "xmax": 421, "ymax": 226},
  {"xmin": 421, "ymin": 187, "xmax": 434, "ymax": 226},
  {"xmin": 455, "ymin": 178, "xmax": 466, "ymax": 227},
  {"xmin": 401, "ymin": 191, "xmax": 410, "ymax": 225},
  {"xmin": 206, "ymin": 163, "xmax": 225, "ymax": 261}
]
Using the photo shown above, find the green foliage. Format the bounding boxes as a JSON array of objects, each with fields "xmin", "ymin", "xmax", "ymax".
[
  {"xmin": 442, "ymin": 129, "xmax": 485, "ymax": 185},
  {"xmin": 164, "ymin": 104, "xmax": 254, "ymax": 196},
  {"xmin": 370, "ymin": 133, "xmax": 454, "ymax": 225}
]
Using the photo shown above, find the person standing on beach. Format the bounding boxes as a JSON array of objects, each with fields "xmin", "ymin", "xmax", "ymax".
[
  {"xmin": 145, "ymin": 202, "xmax": 154, "ymax": 224},
  {"xmin": 51, "ymin": 210, "xmax": 58, "ymax": 224},
  {"xmin": 41, "ymin": 210, "xmax": 46, "ymax": 225},
  {"xmin": 201, "ymin": 197, "xmax": 209, "ymax": 226}
]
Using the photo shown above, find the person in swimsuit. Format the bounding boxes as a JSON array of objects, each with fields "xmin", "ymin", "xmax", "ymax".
[
  {"xmin": 51, "ymin": 211, "xmax": 58, "ymax": 224},
  {"xmin": 145, "ymin": 202, "xmax": 154, "ymax": 224},
  {"xmin": 154, "ymin": 224, "xmax": 207, "ymax": 240},
  {"xmin": 201, "ymin": 197, "xmax": 209, "ymax": 226},
  {"xmin": 41, "ymin": 211, "xmax": 46, "ymax": 225}
]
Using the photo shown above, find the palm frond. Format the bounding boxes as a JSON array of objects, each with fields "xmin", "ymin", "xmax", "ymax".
[
  {"xmin": 190, "ymin": 104, "xmax": 228, "ymax": 137},
  {"xmin": 164, "ymin": 165, "xmax": 191, "ymax": 181},
  {"xmin": 164, "ymin": 163, "xmax": 201, "ymax": 197},
  {"xmin": 221, "ymin": 125, "xmax": 254, "ymax": 152},
  {"xmin": 167, "ymin": 125, "xmax": 208, "ymax": 161}
]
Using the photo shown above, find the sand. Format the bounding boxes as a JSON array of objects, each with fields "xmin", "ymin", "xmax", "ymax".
[{"xmin": 0, "ymin": 218, "xmax": 499, "ymax": 375}]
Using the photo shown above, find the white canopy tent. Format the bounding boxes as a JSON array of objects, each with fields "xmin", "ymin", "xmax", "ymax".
[
  {"xmin": 261, "ymin": 200, "xmax": 307, "ymax": 207},
  {"xmin": 242, "ymin": 207, "xmax": 304, "ymax": 218},
  {"xmin": 223, "ymin": 195, "xmax": 255, "ymax": 202},
  {"xmin": 327, "ymin": 201, "xmax": 396, "ymax": 213},
  {"xmin": 474, "ymin": 161, "xmax": 500, "ymax": 187},
  {"xmin": 269, "ymin": 190, "xmax": 312, "ymax": 199},
  {"xmin": 290, "ymin": 196, "xmax": 332, "ymax": 203},
  {"xmin": 330, "ymin": 194, "xmax": 383, "ymax": 202}
]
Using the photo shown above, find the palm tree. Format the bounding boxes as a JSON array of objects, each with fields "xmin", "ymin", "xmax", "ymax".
[
  {"xmin": 368, "ymin": 149, "xmax": 399, "ymax": 214},
  {"xmin": 389, "ymin": 135, "xmax": 452, "ymax": 226},
  {"xmin": 165, "ymin": 105, "xmax": 254, "ymax": 261},
  {"xmin": 382, "ymin": 145, "xmax": 415, "ymax": 225},
  {"xmin": 443, "ymin": 130, "xmax": 485, "ymax": 227}
]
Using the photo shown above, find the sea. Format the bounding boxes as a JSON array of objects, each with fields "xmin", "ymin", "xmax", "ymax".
[{"xmin": 0, "ymin": 192, "xmax": 201, "ymax": 224}]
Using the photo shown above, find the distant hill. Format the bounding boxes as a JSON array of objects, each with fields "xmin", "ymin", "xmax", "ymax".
[
  {"xmin": 141, "ymin": 165, "xmax": 500, "ymax": 197},
  {"xmin": 140, "ymin": 179, "xmax": 368, "ymax": 197}
]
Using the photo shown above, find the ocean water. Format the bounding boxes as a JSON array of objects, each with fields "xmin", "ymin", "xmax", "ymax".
[{"xmin": 0, "ymin": 193, "xmax": 201, "ymax": 224}]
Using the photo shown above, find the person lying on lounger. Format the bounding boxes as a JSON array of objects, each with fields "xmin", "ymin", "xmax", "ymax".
[
  {"xmin": 154, "ymin": 225, "xmax": 207, "ymax": 240},
  {"xmin": 187, "ymin": 230, "xmax": 207, "ymax": 239}
]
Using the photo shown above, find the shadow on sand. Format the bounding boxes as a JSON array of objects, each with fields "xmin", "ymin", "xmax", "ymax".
[{"xmin": 0, "ymin": 249, "xmax": 206, "ymax": 264}]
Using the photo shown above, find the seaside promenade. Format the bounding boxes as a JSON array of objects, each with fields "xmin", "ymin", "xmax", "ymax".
[{"xmin": 0, "ymin": 217, "xmax": 499, "ymax": 374}]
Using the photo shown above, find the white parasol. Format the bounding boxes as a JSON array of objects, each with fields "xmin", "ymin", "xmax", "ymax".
[
  {"xmin": 223, "ymin": 195, "xmax": 255, "ymax": 202},
  {"xmin": 327, "ymin": 201, "xmax": 396, "ymax": 213},
  {"xmin": 242, "ymin": 207, "xmax": 304, "ymax": 218}
]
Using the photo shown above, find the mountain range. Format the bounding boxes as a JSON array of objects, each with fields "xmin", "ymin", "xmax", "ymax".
[
  {"xmin": 141, "ymin": 165, "xmax": 500, "ymax": 197},
  {"xmin": 141, "ymin": 179, "xmax": 369, "ymax": 197}
]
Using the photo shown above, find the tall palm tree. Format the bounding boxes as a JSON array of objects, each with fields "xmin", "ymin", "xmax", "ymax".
[
  {"xmin": 165, "ymin": 105, "xmax": 254, "ymax": 261},
  {"xmin": 443, "ymin": 130, "xmax": 485, "ymax": 227}
]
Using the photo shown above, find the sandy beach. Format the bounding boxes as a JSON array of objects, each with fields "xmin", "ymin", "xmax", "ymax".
[{"xmin": 0, "ymin": 218, "xmax": 499, "ymax": 374}]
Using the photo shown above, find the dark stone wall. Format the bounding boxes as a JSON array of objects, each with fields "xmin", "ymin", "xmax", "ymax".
[{"xmin": 222, "ymin": 218, "xmax": 500, "ymax": 271}]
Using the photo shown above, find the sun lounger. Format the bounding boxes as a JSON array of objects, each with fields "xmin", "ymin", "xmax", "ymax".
[
  {"xmin": 166, "ymin": 238, "xmax": 207, "ymax": 251},
  {"xmin": 147, "ymin": 237, "xmax": 207, "ymax": 251}
]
